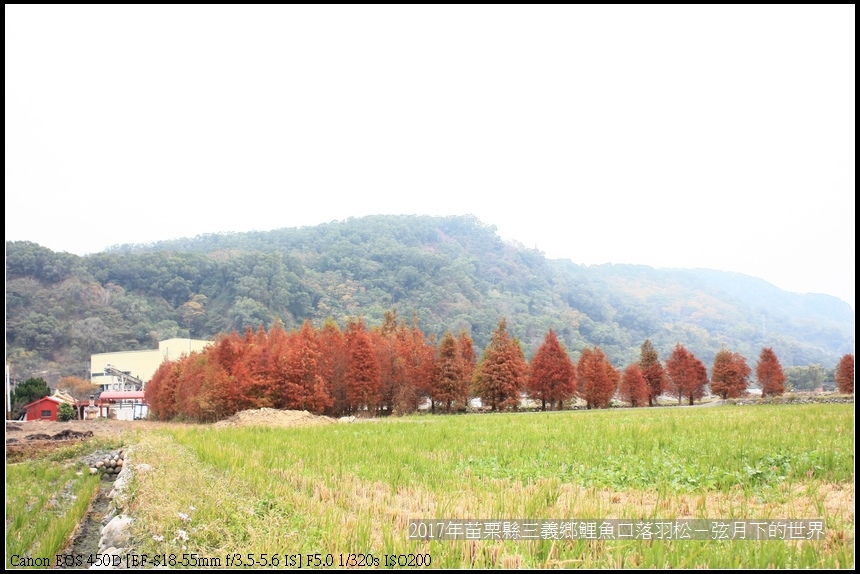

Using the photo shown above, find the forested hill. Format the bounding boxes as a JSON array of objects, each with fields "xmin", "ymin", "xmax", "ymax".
[{"xmin": 5, "ymin": 215, "xmax": 854, "ymax": 380}]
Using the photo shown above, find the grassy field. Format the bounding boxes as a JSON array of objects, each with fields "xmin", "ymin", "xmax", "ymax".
[
  {"xmin": 5, "ymin": 438, "xmax": 123, "ymax": 568},
  {"xmin": 119, "ymin": 403, "xmax": 854, "ymax": 568}
]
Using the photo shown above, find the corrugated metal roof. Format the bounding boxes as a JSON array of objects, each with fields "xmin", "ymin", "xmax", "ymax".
[{"xmin": 99, "ymin": 391, "xmax": 146, "ymax": 400}]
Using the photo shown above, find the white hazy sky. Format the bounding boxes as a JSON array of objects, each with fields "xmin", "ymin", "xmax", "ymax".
[{"xmin": 6, "ymin": 5, "xmax": 856, "ymax": 309}]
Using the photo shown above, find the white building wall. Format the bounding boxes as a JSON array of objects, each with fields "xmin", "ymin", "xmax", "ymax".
[{"xmin": 91, "ymin": 338, "xmax": 213, "ymax": 391}]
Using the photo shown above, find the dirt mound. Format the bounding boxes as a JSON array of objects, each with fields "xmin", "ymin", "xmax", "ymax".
[
  {"xmin": 212, "ymin": 408, "xmax": 336, "ymax": 429},
  {"xmin": 24, "ymin": 430, "xmax": 94, "ymax": 441},
  {"xmin": 52, "ymin": 429, "xmax": 94, "ymax": 440},
  {"xmin": 25, "ymin": 433, "xmax": 54, "ymax": 440}
]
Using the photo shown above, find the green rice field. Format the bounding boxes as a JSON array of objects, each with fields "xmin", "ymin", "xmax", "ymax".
[
  {"xmin": 119, "ymin": 403, "xmax": 854, "ymax": 568},
  {"xmin": 6, "ymin": 441, "xmax": 112, "ymax": 568}
]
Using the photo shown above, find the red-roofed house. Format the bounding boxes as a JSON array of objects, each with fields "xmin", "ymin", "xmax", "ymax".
[{"xmin": 22, "ymin": 395, "xmax": 73, "ymax": 421}]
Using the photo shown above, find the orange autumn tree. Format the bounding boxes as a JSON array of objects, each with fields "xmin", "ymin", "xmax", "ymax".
[
  {"xmin": 577, "ymin": 346, "xmax": 619, "ymax": 409},
  {"xmin": 473, "ymin": 319, "xmax": 527, "ymax": 412},
  {"xmin": 432, "ymin": 331, "xmax": 471, "ymax": 412},
  {"xmin": 345, "ymin": 318, "xmax": 381, "ymax": 414},
  {"xmin": 458, "ymin": 329, "xmax": 476, "ymax": 386},
  {"xmin": 373, "ymin": 310, "xmax": 406, "ymax": 416},
  {"xmin": 835, "ymin": 353, "xmax": 854, "ymax": 394},
  {"xmin": 756, "ymin": 347, "xmax": 786, "ymax": 398},
  {"xmin": 665, "ymin": 343, "xmax": 709, "ymax": 405},
  {"xmin": 374, "ymin": 310, "xmax": 436, "ymax": 415},
  {"xmin": 317, "ymin": 318, "xmax": 349, "ymax": 416},
  {"xmin": 57, "ymin": 376, "xmax": 100, "ymax": 402},
  {"xmin": 619, "ymin": 364, "xmax": 649, "ymax": 407},
  {"xmin": 401, "ymin": 316, "xmax": 436, "ymax": 414},
  {"xmin": 710, "ymin": 347, "xmax": 751, "ymax": 399},
  {"xmin": 237, "ymin": 326, "xmax": 272, "ymax": 410},
  {"xmin": 173, "ymin": 351, "xmax": 233, "ymax": 422},
  {"xmin": 639, "ymin": 339, "xmax": 666, "ymax": 406},
  {"xmin": 527, "ymin": 329, "xmax": 576, "ymax": 411},
  {"xmin": 203, "ymin": 330, "xmax": 245, "ymax": 415},
  {"xmin": 283, "ymin": 320, "xmax": 332, "ymax": 413},
  {"xmin": 172, "ymin": 352, "xmax": 208, "ymax": 420},
  {"xmin": 258, "ymin": 320, "xmax": 292, "ymax": 409},
  {"xmin": 195, "ymin": 356, "xmax": 232, "ymax": 421},
  {"xmin": 145, "ymin": 359, "xmax": 182, "ymax": 420}
]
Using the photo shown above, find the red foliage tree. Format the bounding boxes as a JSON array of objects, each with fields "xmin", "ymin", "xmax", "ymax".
[
  {"xmin": 577, "ymin": 346, "xmax": 619, "ymax": 409},
  {"xmin": 195, "ymin": 356, "xmax": 232, "ymax": 422},
  {"xmin": 317, "ymin": 318, "xmax": 350, "ymax": 416},
  {"xmin": 710, "ymin": 348, "xmax": 751, "ymax": 399},
  {"xmin": 835, "ymin": 353, "xmax": 854, "ymax": 394},
  {"xmin": 639, "ymin": 339, "xmax": 665, "ymax": 406},
  {"xmin": 145, "ymin": 359, "xmax": 179, "ymax": 420},
  {"xmin": 756, "ymin": 347, "xmax": 786, "ymax": 398},
  {"xmin": 402, "ymin": 317, "xmax": 436, "ymax": 414},
  {"xmin": 665, "ymin": 344, "xmax": 709, "ymax": 405},
  {"xmin": 205, "ymin": 331, "xmax": 246, "ymax": 415},
  {"xmin": 233, "ymin": 326, "xmax": 270, "ymax": 410},
  {"xmin": 432, "ymin": 331, "xmax": 470, "ymax": 412},
  {"xmin": 370, "ymin": 327, "xmax": 397, "ymax": 415},
  {"xmin": 258, "ymin": 320, "xmax": 292, "ymax": 409},
  {"xmin": 458, "ymin": 330, "xmax": 476, "ymax": 386},
  {"xmin": 345, "ymin": 319, "xmax": 381, "ymax": 414},
  {"xmin": 619, "ymin": 364, "xmax": 649, "ymax": 407},
  {"xmin": 372, "ymin": 311, "xmax": 435, "ymax": 415},
  {"xmin": 473, "ymin": 319, "xmax": 527, "ymax": 411},
  {"xmin": 527, "ymin": 329, "xmax": 576, "ymax": 411},
  {"xmin": 282, "ymin": 321, "xmax": 332, "ymax": 413},
  {"xmin": 373, "ymin": 310, "xmax": 404, "ymax": 415},
  {"xmin": 173, "ymin": 353, "xmax": 207, "ymax": 420}
]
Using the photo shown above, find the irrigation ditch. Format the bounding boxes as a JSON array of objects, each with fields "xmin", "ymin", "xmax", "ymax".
[{"xmin": 56, "ymin": 448, "xmax": 144, "ymax": 569}]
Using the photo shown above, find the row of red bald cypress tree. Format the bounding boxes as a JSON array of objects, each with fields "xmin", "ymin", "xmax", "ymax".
[{"xmin": 145, "ymin": 312, "xmax": 853, "ymax": 422}]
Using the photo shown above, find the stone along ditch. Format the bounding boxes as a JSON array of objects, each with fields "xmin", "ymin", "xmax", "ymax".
[{"xmin": 59, "ymin": 448, "xmax": 145, "ymax": 569}]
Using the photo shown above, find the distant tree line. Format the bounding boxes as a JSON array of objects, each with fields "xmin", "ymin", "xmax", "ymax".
[{"xmin": 144, "ymin": 311, "xmax": 855, "ymax": 422}]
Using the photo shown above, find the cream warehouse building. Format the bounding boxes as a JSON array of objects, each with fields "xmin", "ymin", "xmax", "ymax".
[{"xmin": 90, "ymin": 338, "xmax": 212, "ymax": 392}]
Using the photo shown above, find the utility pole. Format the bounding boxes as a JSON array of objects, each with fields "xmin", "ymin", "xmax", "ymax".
[{"xmin": 6, "ymin": 363, "xmax": 11, "ymax": 421}]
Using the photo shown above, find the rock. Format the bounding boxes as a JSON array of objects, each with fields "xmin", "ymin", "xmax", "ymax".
[
  {"xmin": 109, "ymin": 463, "xmax": 133, "ymax": 504},
  {"xmin": 90, "ymin": 467, "xmax": 99, "ymax": 475},
  {"xmin": 102, "ymin": 507, "xmax": 117, "ymax": 525},
  {"xmin": 99, "ymin": 515, "xmax": 132, "ymax": 549}
]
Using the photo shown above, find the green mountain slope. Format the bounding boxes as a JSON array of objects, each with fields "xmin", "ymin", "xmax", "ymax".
[{"xmin": 5, "ymin": 215, "xmax": 853, "ymax": 382}]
